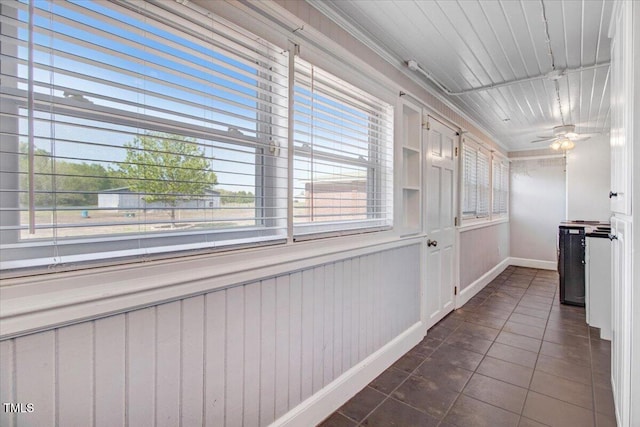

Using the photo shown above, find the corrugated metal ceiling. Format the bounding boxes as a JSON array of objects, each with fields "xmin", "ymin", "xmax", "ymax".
[{"xmin": 308, "ymin": 0, "xmax": 612, "ymax": 151}]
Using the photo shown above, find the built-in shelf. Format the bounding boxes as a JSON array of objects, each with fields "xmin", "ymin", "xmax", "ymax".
[
  {"xmin": 402, "ymin": 188, "xmax": 420, "ymax": 231},
  {"xmin": 402, "ymin": 146, "xmax": 420, "ymax": 154},
  {"xmin": 403, "ymin": 150, "xmax": 420, "ymax": 188},
  {"xmin": 398, "ymin": 100, "xmax": 422, "ymax": 234}
]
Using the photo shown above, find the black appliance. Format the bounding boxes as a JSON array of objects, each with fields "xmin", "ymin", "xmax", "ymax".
[{"xmin": 558, "ymin": 225, "xmax": 586, "ymax": 306}]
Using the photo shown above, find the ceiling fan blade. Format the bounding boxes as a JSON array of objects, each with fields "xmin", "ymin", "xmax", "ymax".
[
  {"xmin": 572, "ymin": 135, "xmax": 592, "ymax": 141},
  {"xmin": 573, "ymin": 126, "xmax": 605, "ymax": 134},
  {"xmin": 530, "ymin": 137, "xmax": 556, "ymax": 143}
]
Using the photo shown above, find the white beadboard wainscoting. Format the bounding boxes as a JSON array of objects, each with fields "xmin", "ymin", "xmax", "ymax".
[
  {"xmin": 456, "ymin": 222, "xmax": 510, "ymax": 307},
  {"xmin": 0, "ymin": 242, "xmax": 422, "ymax": 427}
]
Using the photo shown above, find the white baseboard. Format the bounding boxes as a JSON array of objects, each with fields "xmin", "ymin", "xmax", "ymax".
[
  {"xmin": 273, "ymin": 321, "xmax": 424, "ymax": 427},
  {"xmin": 456, "ymin": 258, "xmax": 510, "ymax": 309},
  {"xmin": 508, "ymin": 257, "xmax": 557, "ymax": 271}
]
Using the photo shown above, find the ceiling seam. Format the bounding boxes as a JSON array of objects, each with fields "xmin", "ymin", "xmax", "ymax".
[
  {"xmin": 436, "ymin": 0, "xmax": 521, "ymax": 125},
  {"xmin": 561, "ymin": 1, "xmax": 573, "ymax": 126},
  {"xmin": 409, "ymin": 0, "xmax": 515, "ymax": 132},
  {"xmin": 540, "ymin": 0, "xmax": 566, "ymax": 126},
  {"xmin": 394, "ymin": 1, "xmax": 510, "ymax": 136},
  {"xmin": 587, "ymin": 0, "xmax": 607, "ymax": 131},
  {"xmin": 578, "ymin": 0, "xmax": 584, "ymax": 132},
  {"xmin": 415, "ymin": 0, "xmax": 512, "ymax": 122},
  {"xmin": 454, "ymin": 0, "xmax": 528, "ymax": 124},
  {"xmin": 518, "ymin": 0, "xmax": 551, "ymax": 122}
]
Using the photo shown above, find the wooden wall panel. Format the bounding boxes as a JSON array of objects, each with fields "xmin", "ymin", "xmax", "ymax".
[
  {"xmin": 57, "ymin": 323, "xmax": 93, "ymax": 425},
  {"xmin": 332, "ymin": 261, "xmax": 344, "ymax": 379},
  {"xmin": 181, "ymin": 296, "xmax": 205, "ymax": 426},
  {"xmin": 274, "ymin": 275, "xmax": 291, "ymax": 419},
  {"xmin": 204, "ymin": 290, "xmax": 226, "ymax": 426},
  {"xmin": 287, "ymin": 271, "xmax": 303, "ymax": 408},
  {"xmin": 127, "ymin": 308, "xmax": 156, "ymax": 427},
  {"xmin": 243, "ymin": 282, "xmax": 261, "ymax": 427},
  {"xmin": 0, "ymin": 340, "xmax": 14, "ymax": 427},
  {"xmin": 15, "ymin": 331, "xmax": 55, "ymax": 426},
  {"xmin": 259, "ymin": 278, "xmax": 276, "ymax": 427},
  {"xmin": 300, "ymin": 268, "xmax": 314, "ymax": 401},
  {"xmin": 225, "ymin": 286, "xmax": 244, "ymax": 427},
  {"xmin": 1, "ymin": 244, "xmax": 421, "ymax": 426},
  {"xmin": 155, "ymin": 301, "xmax": 181, "ymax": 427},
  {"xmin": 94, "ymin": 315, "xmax": 126, "ymax": 427}
]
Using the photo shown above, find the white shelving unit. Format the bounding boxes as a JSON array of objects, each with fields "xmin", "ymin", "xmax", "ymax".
[{"xmin": 398, "ymin": 99, "xmax": 422, "ymax": 235}]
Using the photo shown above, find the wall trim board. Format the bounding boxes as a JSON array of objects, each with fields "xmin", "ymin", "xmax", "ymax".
[
  {"xmin": 456, "ymin": 258, "xmax": 510, "ymax": 309},
  {"xmin": 508, "ymin": 257, "xmax": 557, "ymax": 270},
  {"xmin": 273, "ymin": 321, "xmax": 424, "ymax": 427}
]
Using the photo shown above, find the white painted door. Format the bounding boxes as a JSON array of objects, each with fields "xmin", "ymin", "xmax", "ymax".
[
  {"xmin": 611, "ymin": 217, "xmax": 632, "ymax": 427},
  {"xmin": 424, "ymin": 117, "xmax": 458, "ymax": 329}
]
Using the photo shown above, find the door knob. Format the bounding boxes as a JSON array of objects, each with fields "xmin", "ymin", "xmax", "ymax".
[
  {"xmin": 427, "ymin": 239, "xmax": 438, "ymax": 247},
  {"xmin": 609, "ymin": 191, "xmax": 618, "ymax": 198}
]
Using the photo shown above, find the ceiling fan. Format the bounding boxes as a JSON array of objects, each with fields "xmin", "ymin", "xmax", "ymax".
[{"xmin": 530, "ymin": 124, "xmax": 596, "ymax": 151}]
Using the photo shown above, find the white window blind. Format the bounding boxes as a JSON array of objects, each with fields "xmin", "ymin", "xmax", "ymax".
[
  {"xmin": 492, "ymin": 155, "xmax": 509, "ymax": 215},
  {"xmin": 462, "ymin": 144, "xmax": 477, "ymax": 216},
  {"xmin": 292, "ymin": 58, "xmax": 393, "ymax": 237},
  {"xmin": 0, "ymin": 0, "xmax": 288, "ymax": 272},
  {"xmin": 461, "ymin": 138, "xmax": 490, "ymax": 219},
  {"xmin": 477, "ymin": 150, "xmax": 490, "ymax": 217}
]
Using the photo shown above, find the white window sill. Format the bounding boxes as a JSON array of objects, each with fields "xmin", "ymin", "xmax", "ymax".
[{"xmin": 459, "ymin": 217, "xmax": 509, "ymax": 232}]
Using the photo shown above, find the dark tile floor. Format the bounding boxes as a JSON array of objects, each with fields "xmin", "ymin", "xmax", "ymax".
[{"xmin": 319, "ymin": 266, "xmax": 617, "ymax": 427}]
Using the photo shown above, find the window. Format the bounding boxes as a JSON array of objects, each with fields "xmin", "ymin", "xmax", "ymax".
[
  {"xmin": 492, "ymin": 155, "xmax": 509, "ymax": 216},
  {"xmin": 461, "ymin": 138, "xmax": 490, "ymax": 220},
  {"xmin": 292, "ymin": 58, "xmax": 393, "ymax": 237},
  {"xmin": 0, "ymin": 0, "xmax": 288, "ymax": 271}
]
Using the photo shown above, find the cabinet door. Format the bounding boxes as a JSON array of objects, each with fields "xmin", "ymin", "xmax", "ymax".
[
  {"xmin": 611, "ymin": 217, "xmax": 631, "ymax": 426},
  {"xmin": 610, "ymin": 4, "xmax": 632, "ymax": 215}
]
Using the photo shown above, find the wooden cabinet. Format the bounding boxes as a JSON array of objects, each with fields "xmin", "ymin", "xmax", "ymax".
[
  {"xmin": 608, "ymin": 2, "xmax": 639, "ymax": 426},
  {"xmin": 585, "ymin": 236, "xmax": 612, "ymax": 340},
  {"xmin": 609, "ymin": 3, "xmax": 632, "ymax": 215},
  {"xmin": 610, "ymin": 217, "xmax": 632, "ymax": 427}
]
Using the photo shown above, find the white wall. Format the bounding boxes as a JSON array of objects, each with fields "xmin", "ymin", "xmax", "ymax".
[
  {"xmin": 566, "ymin": 135, "xmax": 612, "ymax": 221},
  {"xmin": 459, "ymin": 222, "xmax": 510, "ymax": 290},
  {"xmin": 510, "ymin": 157, "xmax": 566, "ymax": 264},
  {"xmin": 0, "ymin": 244, "xmax": 422, "ymax": 427}
]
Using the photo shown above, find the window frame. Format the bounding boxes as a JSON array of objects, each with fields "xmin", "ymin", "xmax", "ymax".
[
  {"xmin": 0, "ymin": 0, "xmax": 397, "ymax": 277},
  {"xmin": 461, "ymin": 136, "xmax": 491, "ymax": 223},
  {"xmin": 0, "ymin": 0, "xmax": 290, "ymax": 274},
  {"xmin": 291, "ymin": 57, "xmax": 394, "ymax": 240},
  {"xmin": 491, "ymin": 153, "xmax": 510, "ymax": 218},
  {"xmin": 460, "ymin": 136, "xmax": 509, "ymax": 228}
]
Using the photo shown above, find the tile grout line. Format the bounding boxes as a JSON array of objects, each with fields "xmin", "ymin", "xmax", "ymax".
[
  {"xmin": 519, "ymin": 270, "xmax": 556, "ymax": 427},
  {"xmin": 352, "ymin": 330, "xmax": 452, "ymax": 426},
  {"xmin": 434, "ymin": 268, "xmax": 533, "ymax": 426},
  {"xmin": 339, "ymin": 268, "xmax": 558, "ymax": 427},
  {"xmin": 354, "ymin": 269, "xmax": 508, "ymax": 427},
  {"xmin": 439, "ymin": 269, "xmax": 560, "ymax": 426}
]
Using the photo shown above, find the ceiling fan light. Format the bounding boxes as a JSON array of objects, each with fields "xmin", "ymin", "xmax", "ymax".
[
  {"xmin": 550, "ymin": 141, "xmax": 561, "ymax": 150},
  {"xmin": 560, "ymin": 139, "xmax": 575, "ymax": 150}
]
